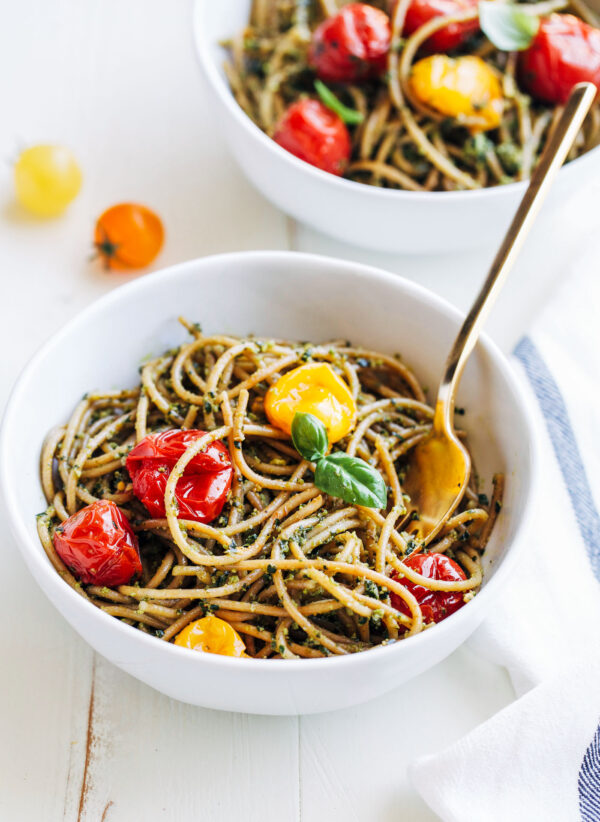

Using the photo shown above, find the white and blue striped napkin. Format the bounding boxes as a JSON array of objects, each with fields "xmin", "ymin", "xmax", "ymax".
[{"xmin": 410, "ymin": 240, "xmax": 600, "ymax": 820}]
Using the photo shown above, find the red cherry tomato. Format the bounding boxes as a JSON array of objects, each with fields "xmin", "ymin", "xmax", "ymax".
[
  {"xmin": 401, "ymin": 0, "xmax": 479, "ymax": 53},
  {"xmin": 518, "ymin": 14, "xmax": 600, "ymax": 104},
  {"xmin": 126, "ymin": 430, "xmax": 233, "ymax": 523},
  {"xmin": 273, "ymin": 99, "xmax": 351, "ymax": 175},
  {"xmin": 53, "ymin": 500, "xmax": 141, "ymax": 586},
  {"xmin": 390, "ymin": 552, "xmax": 467, "ymax": 625},
  {"xmin": 309, "ymin": 3, "xmax": 391, "ymax": 82}
]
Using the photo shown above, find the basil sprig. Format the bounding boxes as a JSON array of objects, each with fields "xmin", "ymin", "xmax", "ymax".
[
  {"xmin": 291, "ymin": 412, "xmax": 387, "ymax": 508},
  {"xmin": 479, "ymin": 1, "xmax": 540, "ymax": 51},
  {"xmin": 314, "ymin": 80, "xmax": 365, "ymax": 125}
]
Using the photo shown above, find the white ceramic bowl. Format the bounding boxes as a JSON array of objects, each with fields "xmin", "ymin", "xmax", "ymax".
[
  {"xmin": 193, "ymin": 0, "xmax": 600, "ymax": 254},
  {"xmin": 1, "ymin": 251, "xmax": 536, "ymax": 714}
]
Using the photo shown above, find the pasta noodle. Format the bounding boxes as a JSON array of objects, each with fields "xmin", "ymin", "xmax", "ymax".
[
  {"xmin": 37, "ymin": 320, "xmax": 502, "ymax": 658},
  {"xmin": 223, "ymin": 0, "xmax": 600, "ymax": 191}
]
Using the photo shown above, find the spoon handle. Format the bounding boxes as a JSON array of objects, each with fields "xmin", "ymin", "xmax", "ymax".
[{"xmin": 436, "ymin": 82, "xmax": 596, "ymax": 424}]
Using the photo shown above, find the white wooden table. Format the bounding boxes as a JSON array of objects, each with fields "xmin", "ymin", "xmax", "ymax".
[{"xmin": 1, "ymin": 3, "xmax": 597, "ymax": 819}]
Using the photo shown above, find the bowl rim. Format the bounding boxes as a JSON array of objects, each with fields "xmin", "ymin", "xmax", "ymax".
[
  {"xmin": 192, "ymin": 0, "xmax": 600, "ymax": 204},
  {"xmin": 0, "ymin": 250, "xmax": 539, "ymax": 674}
]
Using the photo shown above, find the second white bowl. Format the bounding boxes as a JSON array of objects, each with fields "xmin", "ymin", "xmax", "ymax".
[{"xmin": 193, "ymin": 0, "xmax": 600, "ymax": 254}]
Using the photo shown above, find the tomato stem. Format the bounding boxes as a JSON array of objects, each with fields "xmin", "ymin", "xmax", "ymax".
[{"xmin": 94, "ymin": 227, "xmax": 123, "ymax": 270}]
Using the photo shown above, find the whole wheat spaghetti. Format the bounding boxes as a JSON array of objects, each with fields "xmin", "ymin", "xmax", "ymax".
[
  {"xmin": 224, "ymin": 0, "xmax": 600, "ymax": 191},
  {"xmin": 37, "ymin": 320, "xmax": 502, "ymax": 658}
]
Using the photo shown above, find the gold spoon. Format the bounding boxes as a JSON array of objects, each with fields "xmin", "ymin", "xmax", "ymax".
[{"xmin": 403, "ymin": 82, "xmax": 597, "ymax": 545}]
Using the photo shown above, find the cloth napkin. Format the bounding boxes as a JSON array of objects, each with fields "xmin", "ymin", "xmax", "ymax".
[{"xmin": 409, "ymin": 231, "xmax": 600, "ymax": 820}]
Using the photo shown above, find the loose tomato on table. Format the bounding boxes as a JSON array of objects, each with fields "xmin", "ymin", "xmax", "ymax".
[
  {"xmin": 401, "ymin": 0, "xmax": 479, "ymax": 52},
  {"xmin": 15, "ymin": 144, "xmax": 82, "ymax": 217},
  {"xmin": 264, "ymin": 362, "xmax": 357, "ymax": 443},
  {"xmin": 53, "ymin": 499, "xmax": 142, "ymax": 586},
  {"xmin": 518, "ymin": 14, "xmax": 600, "ymax": 104},
  {"xmin": 174, "ymin": 616, "xmax": 247, "ymax": 657},
  {"xmin": 126, "ymin": 430, "xmax": 233, "ymax": 523},
  {"xmin": 390, "ymin": 552, "xmax": 467, "ymax": 625},
  {"xmin": 309, "ymin": 3, "xmax": 391, "ymax": 82},
  {"xmin": 94, "ymin": 203, "xmax": 164, "ymax": 270},
  {"xmin": 273, "ymin": 99, "xmax": 352, "ymax": 175}
]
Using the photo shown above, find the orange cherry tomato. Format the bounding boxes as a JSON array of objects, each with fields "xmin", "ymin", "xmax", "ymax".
[{"xmin": 94, "ymin": 203, "xmax": 164, "ymax": 271}]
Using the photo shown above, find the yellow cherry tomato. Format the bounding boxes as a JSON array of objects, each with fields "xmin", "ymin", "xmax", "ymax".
[
  {"xmin": 174, "ymin": 616, "xmax": 247, "ymax": 657},
  {"xmin": 14, "ymin": 145, "xmax": 82, "ymax": 216},
  {"xmin": 410, "ymin": 55, "xmax": 503, "ymax": 132},
  {"xmin": 264, "ymin": 362, "xmax": 356, "ymax": 444}
]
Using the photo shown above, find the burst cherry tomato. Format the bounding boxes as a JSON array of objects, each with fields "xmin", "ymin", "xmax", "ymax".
[
  {"xmin": 94, "ymin": 203, "xmax": 164, "ymax": 271},
  {"xmin": 390, "ymin": 552, "xmax": 467, "ymax": 625},
  {"xmin": 15, "ymin": 145, "xmax": 82, "ymax": 217},
  {"xmin": 53, "ymin": 500, "xmax": 141, "ymax": 586},
  {"xmin": 410, "ymin": 54, "xmax": 503, "ymax": 131},
  {"xmin": 175, "ymin": 616, "xmax": 247, "ymax": 657},
  {"xmin": 309, "ymin": 3, "xmax": 391, "ymax": 82},
  {"xmin": 518, "ymin": 14, "xmax": 600, "ymax": 104},
  {"xmin": 401, "ymin": 0, "xmax": 479, "ymax": 53},
  {"xmin": 264, "ymin": 363, "xmax": 356, "ymax": 442},
  {"xmin": 273, "ymin": 99, "xmax": 351, "ymax": 175},
  {"xmin": 126, "ymin": 430, "xmax": 233, "ymax": 523}
]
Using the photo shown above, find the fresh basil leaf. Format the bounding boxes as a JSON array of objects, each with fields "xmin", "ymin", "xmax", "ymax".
[
  {"xmin": 291, "ymin": 412, "xmax": 329, "ymax": 462},
  {"xmin": 479, "ymin": 2, "xmax": 540, "ymax": 51},
  {"xmin": 315, "ymin": 80, "xmax": 365, "ymax": 125},
  {"xmin": 314, "ymin": 451, "xmax": 387, "ymax": 509}
]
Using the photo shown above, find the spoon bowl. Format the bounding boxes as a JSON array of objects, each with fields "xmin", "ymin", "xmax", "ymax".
[{"xmin": 403, "ymin": 401, "xmax": 471, "ymax": 543}]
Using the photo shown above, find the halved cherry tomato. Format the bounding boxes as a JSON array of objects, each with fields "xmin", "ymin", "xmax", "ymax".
[
  {"xmin": 309, "ymin": 3, "xmax": 391, "ymax": 82},
  {"xmin": 390, "ymin": 552, "xmax": 467, "ymax": 625},
  {"xmin": 53, "ymin": 499, "xmax": 141, "ymax": 586},
  {"xmin": 126, "ymin": 430, "xmax": 233, "ymax": 523},
  {"xmin": 273, "ymin": 99, "xmax": 351, "ymax": 175},
  {"xmin": 264, "ymin": 362, "xmax": 356, "ymax": 443},
  {"xmin": 518, "ymin": 14, "xmax": 600, "ymax": 104},
  {"xmin": 401, "ymin": 0, "xmax": 479, "ymax": 53},
  {"xmin": 94, "ymin": 203, "xmax": 164, "ymax": 271},
  {"xmin": 174, "ymin": 616, "xmax": 247, "ymax": 657}
]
